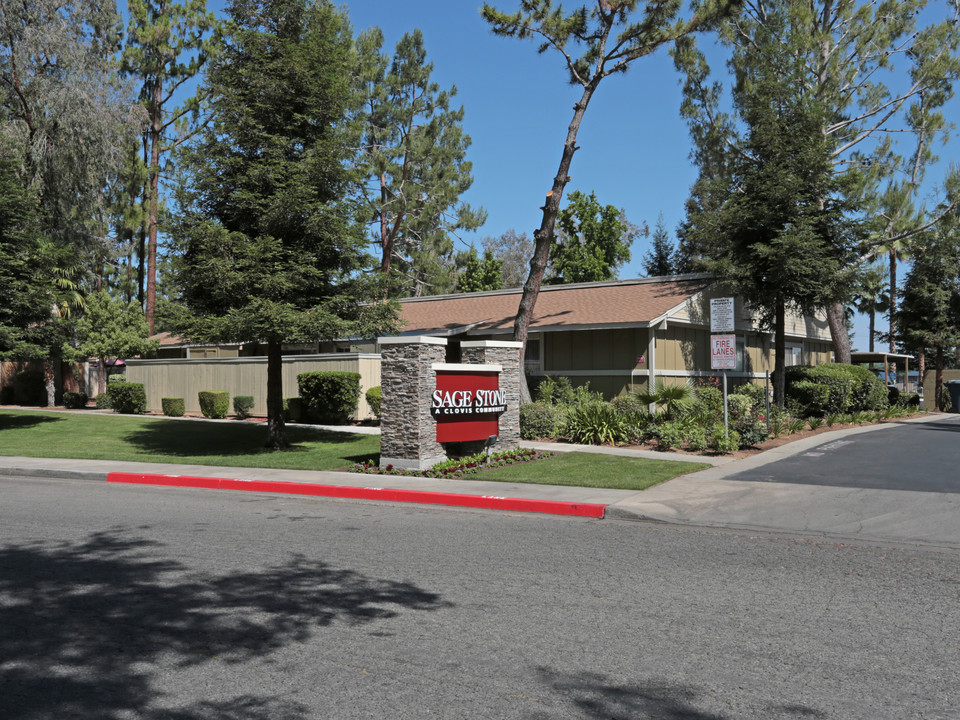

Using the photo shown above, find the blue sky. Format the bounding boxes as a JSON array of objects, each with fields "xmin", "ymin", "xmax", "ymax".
[{"xmin": 185, "ymin": 0, "xmax": 960, "ymax": 351}]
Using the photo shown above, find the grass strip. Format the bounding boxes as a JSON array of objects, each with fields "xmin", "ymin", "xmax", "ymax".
[
  {"xmin": 467, "ymin": 451, "xmax": 709, "ymax": 490},
  {"xmin": 0, "ymin": 409, "xmax": 378, "ymax": 471}
]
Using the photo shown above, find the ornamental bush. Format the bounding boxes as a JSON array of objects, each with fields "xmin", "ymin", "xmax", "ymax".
[
  {"xmin": 297, "ymin": 371, "xmax": 361, "ymax": 424},
  {"xmin": 566, "ymin": 401, "xmax": 627, "ymax": 445},
  {"xmin": 162, "ymin": 397, "xmax": 185, "ymax": 417},
  {"xmin": 283, "ymin": 397, "xmax": 304, "ymax": 423},
  {"xmin": 198, "ymin": 390, "xmax": 229, "ymax": 419},
  {"xmin": 732, "ymin": 382, "xmax": 767, "ymax": 410},
  {"xmin": 365, "ymin": 386, "xmax": 382, "ymax": 421},
  {"xmin": 233, "ymin": 395, "xmax": 255, "ymax": 419},
  {"xmin": 520, "ymin": 402, "xmax": 559, "ymax": 439},
  {"xmin": 95, "ymin": 393, "xmax": 112, "ymax": 409},
  {"xmin": 784, "ymin": 363, "xmax": 889, "ymax": 416},
  {"xmin": 63, "ymin": 391, "xmax": 88, "ymax": 409},
  {"xmin": 109, "ymin": 382, "xmax": 147, "ymax": 414}
]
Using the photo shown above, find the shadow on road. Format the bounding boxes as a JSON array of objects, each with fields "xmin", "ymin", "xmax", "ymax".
[
  {"xmin": 534, "ymin": 668, "xmax": 828, "ymax": 719},
  {"xmin": 0, "ymin": 528, "xmax": 450, "ymax": 719}
]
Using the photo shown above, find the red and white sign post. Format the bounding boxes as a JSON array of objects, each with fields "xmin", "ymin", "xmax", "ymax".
[{"xmin": 710, "ymin": 298, "xmax": 736, "ymax": 438}]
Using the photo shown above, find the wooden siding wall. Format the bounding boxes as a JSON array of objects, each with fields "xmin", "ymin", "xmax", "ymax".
[{"xmin": 126, "ymin": 354, "xmax": 382, "ymax": 420}]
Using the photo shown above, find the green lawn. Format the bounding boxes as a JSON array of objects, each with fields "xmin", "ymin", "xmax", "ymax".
[
  {"xmin": 476, "ymin": 452, "xmax": 709, "ymax": 490},
  {"xmin": 0, "ymin": 409, "xmax": 708, "ymax": 489},
  {"xmin": 0, "ymin": 409, "xmax": 379, "ymax": 471}
]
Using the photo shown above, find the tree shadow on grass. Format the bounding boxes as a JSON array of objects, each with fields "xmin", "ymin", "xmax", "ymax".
[
  {"xmin": 534, "ymin": 668, "xmax": 827, "ymax": 720},
  {"xmin": 0, "ymin": 528, "xmax": 449, "ymax": 719},
  {"xmin": 0, "ymin": 412, "xmax": 65, "ymax": 431},
  {"xmin": 120, "ymin": 419, "xmax": 372, "ymax": 458}
]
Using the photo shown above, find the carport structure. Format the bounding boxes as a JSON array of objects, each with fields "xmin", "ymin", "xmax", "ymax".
[{"xmin": 849, "ymin": 351, "xmax": 915, "ymax": 393}]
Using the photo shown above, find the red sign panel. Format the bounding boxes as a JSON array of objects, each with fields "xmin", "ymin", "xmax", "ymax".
[{"xmin": 432, "ymin": 370, "xmax": 506, "ymax": 443}]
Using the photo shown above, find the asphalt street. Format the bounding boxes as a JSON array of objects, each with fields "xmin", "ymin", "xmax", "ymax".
[
  {"xmin": 2, "ymin": 474, "xmax": 959, "ymax": 719},
  {"xmin": 726, "ymin": 416, "xmax": 960, "ymax": 492}
]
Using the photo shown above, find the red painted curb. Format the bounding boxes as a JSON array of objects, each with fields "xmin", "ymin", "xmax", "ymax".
[{"xmin": 106, "ymin": 472, "xmax": 607, "ymax": 518}]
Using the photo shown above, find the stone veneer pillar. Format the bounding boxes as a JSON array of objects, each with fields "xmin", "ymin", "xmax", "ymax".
[
  {"xmin": 378, "ymin": 336, "xmax": 448, "ymax": 471},
  {"xmin": 460, "ymin": 340, "xmax": 522, "ymax": 451}
]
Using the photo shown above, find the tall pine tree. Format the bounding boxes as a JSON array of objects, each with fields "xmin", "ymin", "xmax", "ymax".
[{"xmin": 173, "ymin": 0, "xmax": 397, "ymax": 449}]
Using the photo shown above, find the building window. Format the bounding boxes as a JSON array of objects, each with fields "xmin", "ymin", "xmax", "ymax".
[
  {"xmin": 524, "ymin": 336, "xmax": 541, "ymax": 371},
  {"xmin": 735, "ymin": 336, "xmax": 746, "ymax": 372},
  {"xmin": 785, "ymin": 342, "xmax": 804, "ymax": 366}
]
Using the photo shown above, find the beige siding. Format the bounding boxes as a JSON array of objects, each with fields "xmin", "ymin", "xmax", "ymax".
[{"xmin": 126, "ymin": 353, "xmax": 381, "ymax": 421}]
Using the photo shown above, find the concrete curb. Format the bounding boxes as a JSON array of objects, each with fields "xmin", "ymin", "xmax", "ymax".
[{"xmin": 106, "ymin": 471, "xmax": 607, "ymax": 518}]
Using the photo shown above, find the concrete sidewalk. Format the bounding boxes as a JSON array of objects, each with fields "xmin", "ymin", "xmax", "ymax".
[{"xmin": 1, "ymin": 412, "xmax": 955, "ymax": 544}]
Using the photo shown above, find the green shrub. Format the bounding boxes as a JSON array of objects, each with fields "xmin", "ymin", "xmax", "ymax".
[
  {"xmin": 162, "ymin": 397, "xmax": 185, "ymax": 417},
  {"xmin": 233, "ymin": 395, "xmax": 255, "ymax": 419},
  {"xmin": 13, "ymin": 369, "xmax": 44, "ymax": 405},
  {"xmin": 63, "ymin": 391, "xmax": 88, "ymax": 409},
  {"xmin": 107, "ymin": 373, "xmax": 126, "ymax": 384},
  {"xmin": 297, "ymin": 371, "xmax": 361, "ymax": 423},
  {"xmin": 789, "ymin": 380, "xmax": 833, "ymax": 417},
  {"xmin": 641, "ymin": 379, "xmax": 695, "ymax": 419},
  {"xmin": 365, "ymin": 386, "xmax": 382, "ymax": 421},
  {"xmin": 684, "ymin": 425, "xmax": 709, "ymax": 452},
  {"xmin": 735, "ymin": 421, "xmax": 768, "ymax": 449},
  {"xmin": 710, "ymin": 425, "xmax": 740, "ymax": 454},
  {"xmin": 534, "ymin": 375, "xmax": 576, "ymax": 405},
  {"xmin": 566, "ymin": 401, "xmax": 627, "ymax": 445},
  {"xmin": 898, "ymin": 392, "xmax": 920, "ymax": 408},
  {"xmin": 784, "ymin": 363, "xmax": 888, "ymax": 416},
  {"xmin": 198, "ymin": 390, "xmax": 230, "ymax": 419},
  {"xmin": 610, "ymin": 392, "xmax": 647, "ymax": 417},
  {"xmin": 95, "ymin": 393, "xmax": 112, "ymax": 409},
  {"xmin": 654, "ymin": 421, "xmax": 684, "ymax": 451},
  {"xmin": 109, "ymin": 382, "xmax": 147, "ymax": 414},
  {"xmin": 732, "ymin": 382, "xmax": 767, "ymax": 410},
  {"xmin": 520, "ymin": 402, "xmax": 559, "ymax": 439},
  {"xmin": 691, "ymin": 386, "xmax": 723, "ymax": 422},
  {"xmin": 283, "ymin": 397, "xmax": 304, "ymax": 423}
]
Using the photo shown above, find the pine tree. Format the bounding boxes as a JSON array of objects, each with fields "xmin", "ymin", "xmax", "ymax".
[
  {"xmin": 172, "ymin": 0, "xmax": 398, "ymax": 449},
  {"xmin": 456, "ymin": 247, "xmax": 503, "ymax": 293},
  {"xmin": 642, "ymin": 213, "xmax": 677, "ymax": 277}
]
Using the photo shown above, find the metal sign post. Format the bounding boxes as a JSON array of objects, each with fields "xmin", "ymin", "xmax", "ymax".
[{"xmin": 710, "ymin": 298, "xmax": 736, "ymax": 440}]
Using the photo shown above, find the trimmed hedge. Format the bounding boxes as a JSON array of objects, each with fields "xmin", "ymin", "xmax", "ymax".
[
  {"xmin": 297, "ymin": 371, "xmax": 361, "ymax": 424},
  {"xmin": 283, "ymin": 397, "xmax": 304, "ymax": 423},
  {"xmin": 63, "ymin": 391, "xmax": 88, "ymax": 409},
  {"xmin": 109, "ymin": 382, "xmax": 147, "ymax": 414},
  {"xmin": 784, "ymin": 363, "xmax": 888, "ymax": 416},
  {"xmin": 520, "ymin": 402, "xmax": 559, "ymax": 440},
  {"xmin": 198, "ymin": 390, "xmax": 230, "ymax": 419},
  {"xmin": 162, "ymin": 397, "xmax": 185, "ymax": 417},
  {"xmin": 365, "ymin": 386, "xmax": 382, "ymax": 422},
  {"xmin": 95, "ymin": 393, "xmax": 112, "ymax": 409},
  {"xmin": 233, "ymin": 395, "xmax": 255, "ymax": 419}
]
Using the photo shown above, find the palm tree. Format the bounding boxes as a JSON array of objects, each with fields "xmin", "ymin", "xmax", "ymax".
[{"xmin": 852, "ymin": 263, "xmax": 889, "ymax": 353}]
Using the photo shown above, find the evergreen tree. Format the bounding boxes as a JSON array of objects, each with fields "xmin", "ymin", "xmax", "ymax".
[
  {"xmin": 68, "ymin": 290, "xmax": 160, "ymax": 396},
  {"xmin": 547, "ymin": 191, "xmax": 632, "ymax": 285},
  {"xmin": 642, "ymin": 213, "xmax": 677, "ymax": 277},
  {"xmin": 899, "ymin": 224, "xmax": 960, "ymax": 410},
  {"xmin": 481, "ymin": 0, "xmax": 736, "ymax": 401},
  {"xmin": 122, "ymin": 0, "xmax": 221, "ymax": 332},
  {"xmin": 357, "ymin": 28, "xmax": 485, "ymax": 297},
  {"xmin": 456, "ymin": 246, "xmax": 503, "ymax": 293},
  {"xmin": 852, "ymin": 263, "xmax": 889, "ymax": 353},
  {"xmin": 172, "ymin": 0, "xmax": 398, "ymax": 449}
]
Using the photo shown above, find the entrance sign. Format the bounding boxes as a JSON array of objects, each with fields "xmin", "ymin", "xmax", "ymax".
[
  {"xmin": 432, "ymin": 365, "xmax": 506, "ymax": 443},
  {"xmin": 710, "ymin": 297, "xmax": 735, "ymax": 333},
  {"xmin": 711, "ymin": 334, "xmax": 737, "ymax": 370}
]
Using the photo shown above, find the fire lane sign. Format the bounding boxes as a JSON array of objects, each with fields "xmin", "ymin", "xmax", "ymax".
[{"xmin": 711, "ymin": 334, "xmax": 737, "ymax": 370}]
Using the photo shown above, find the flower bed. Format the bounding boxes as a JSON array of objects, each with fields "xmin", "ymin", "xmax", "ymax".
[{"xmin": 353, "ymin": 447, "xmax": 546, "ymax": 478}]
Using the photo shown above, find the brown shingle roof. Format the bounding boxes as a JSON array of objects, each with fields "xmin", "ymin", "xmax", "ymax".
[{"xmin": 397, "ymin": 275, "xmax": 713, "ymax": 335}]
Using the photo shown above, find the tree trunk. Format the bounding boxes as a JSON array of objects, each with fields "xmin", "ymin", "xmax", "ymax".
[
  {"xmin": 44, "ymin": 358, "xmax": 56, "ymax": 407},
  {"xmin": 773, "ymin": 298, "xmax": 786, "ymax": 407},
  {"xmin": 512, "ymin": 81, "xmax": 598, "ymax": 403},
  {"xmin": 888, "ymin": 250, "xmax": 897, "ymax": 353},
  {"xmin": 935, "ymin": 346, "xmax": 944, "ymax": 411},
  {"xmin": 98, "ymin": 356, "xmax": 107, "ymax": 397},
  {"xmin": 145, "ymin": 77, "xmax": 163, "ymax": 334},
  {"xmin": 826, "ymin": 302, "xmax": 850, "ymax": 364},
  {"xmin": 265, "ymin": 339, "xmax": 288, "ymax": 449},
  {"xmin": 868, "ymin": 310, "xmax": 875, "ymax": 353}
]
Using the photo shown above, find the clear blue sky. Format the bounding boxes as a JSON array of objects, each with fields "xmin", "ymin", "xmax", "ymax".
[{"xmin": 185, "ymin": 0, "xmax": 960, "ymax": 352}]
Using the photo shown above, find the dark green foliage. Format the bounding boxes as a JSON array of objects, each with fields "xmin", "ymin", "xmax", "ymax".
[
  {"xmin": 95, "ymin": 393, "xmax": 112, "ymax": 410},
  {"xmin": 297, "ymin": 371, "xmax": 361, "ymax": 424},
  {"xmin": 108, "ymin": 374, "xmax": 126, "ymax": 385},
  {"xmin": 365, "ymin": 386, "xmax": 382, "ymax": 421},
  {"xmin": 732, "ymin": 382, "xmax": 768, "ymax": 410},
  {"xmin": 784, "ymin": 364, "xmax": 888, "ymax": 416},
  {"xmin": 283, "ymin": 397, "xmax": 304, "ymax": 423},
  {"xmin": 520, "ymin": 402, "xmax": 559, "ymax": 440},
  {"xmin": 109, "ymin": 382, "xmax": 147, "ymax": 415},
  {"xmin": 162, "ymin": 397, "xmax": 185, "ymax": 417},
  {"xmin": 0, "ymin": 386, "xmax": 13, "ymax": 404},
  {"xmin": 63, "ymin": 391, "xmax": 88, "ymax": 409},
  {"xmin": 233, "ymin": 395, "xmax": 256, "ymax": 419},
  {"xmin": 533, "ymin": 376, "xmax": 576, "ymax": 406},
  {"xmin": 198, "ymin": 390, "xmax": 230, "ymax": 419},
  {"xmin": 691, "ymin": 386, "xmax": 723, "ymax": 421},
  {"xmin": 547, "ymin": 191, "xmax": 632, "ymax": 285},
  {"xmin": 642, "ymin": 213, "xmax": 677, "ymax": 277},
  {"xmin": 13, "ymin": 370, "xmax": 44, "ymax": 405},
  {"xmin": 609, "ymin": 393, "xmax": 647, "ymax": 417},
  {"xmin": 565, "ymin": 401, "xmax": 627, "ymax": 445},
  {"xmin": 898, "ymin": 392, "xmax": 920, "ymax": 408},
  {"xmin": 173, "ymin": 0, "xmax": 399, "ymax": 448},
  {"xmin": 456, "ymin": 247, "xmax": 503, "ymax": 293}
]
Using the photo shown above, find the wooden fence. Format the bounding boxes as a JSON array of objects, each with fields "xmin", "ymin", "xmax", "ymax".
[{"xmin": 125, "ymin": 353, "xmax": 382, "ymax": 420}]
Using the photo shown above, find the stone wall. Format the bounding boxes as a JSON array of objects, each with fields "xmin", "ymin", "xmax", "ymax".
[{"xmin": 378, "ymin": 337, "xmax": 522, "ymax": 471}]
